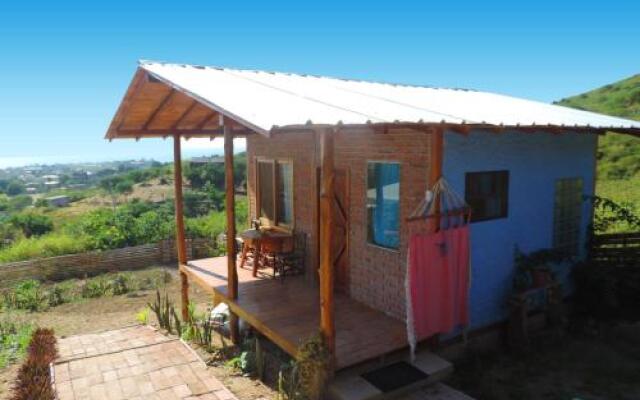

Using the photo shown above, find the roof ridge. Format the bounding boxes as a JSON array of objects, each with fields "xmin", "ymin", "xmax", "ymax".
[{"xmin": 137, "ymin": 59, "xmax": 477, "ymax": 93}]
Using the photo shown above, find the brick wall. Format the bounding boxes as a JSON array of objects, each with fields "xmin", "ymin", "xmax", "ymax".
[
  {"xmin": 247, "ymin": 127, "xmax": 432, "ymax": 321},
  {"xmin": 334, "ymin": 127, "xmax": 431, "ymax": 320}
]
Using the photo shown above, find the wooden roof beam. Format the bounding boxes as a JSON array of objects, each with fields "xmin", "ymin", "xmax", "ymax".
[
  {"xmin": 142, "ymin": 88, "xmax": 176, "ymax": 130},
  {"xmin": 170, "ymin": 100, "xmax": 199, "ymax": 130}
]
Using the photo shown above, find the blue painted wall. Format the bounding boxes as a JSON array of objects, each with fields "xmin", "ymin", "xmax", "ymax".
[{"xmin": 443, "ymin": 130, "xmax": 597, "ymax": 329}]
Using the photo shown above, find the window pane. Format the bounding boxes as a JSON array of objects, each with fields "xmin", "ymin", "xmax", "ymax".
[
  {"xmin": 367, "ymin": 162, "xmax": 400, "ymax": 249},
  {"xmin": 465, "ymin": 170, "xmax": 509, "ymax": 222},
  {"xmin": 258, "ymin": 161, "xmax": 274, "ymax": 221},
  {"xmin": 553, "ymin": 177, "xmax": 583, "ymax": 256},
  {"xmin": 277, "ymin": 162, "xmax": 293, "ymax": 225}
]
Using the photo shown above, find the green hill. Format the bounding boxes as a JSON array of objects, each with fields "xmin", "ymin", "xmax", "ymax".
[{"xmin": 555, "ymin": 74, "xmax": 640, "ymax": 180}]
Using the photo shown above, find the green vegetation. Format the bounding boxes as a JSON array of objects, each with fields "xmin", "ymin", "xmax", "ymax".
[
  {"xmin": 556, "ymin": 74, "xmax": 640, "ymax": 230},
  {"xmin": 0, "ymin": 269, "xmax": 172, "ymax": 312},
  {"xmin": 556, "ymin": 74, "xmax": 640, "ymax": 180},
  {"xmin": 0, "ymin": 155, "xmax": 249, "ymax": 263},
  {"xmin": 0, "ymin": 315, "xmax": 33, "ymax": 369}
]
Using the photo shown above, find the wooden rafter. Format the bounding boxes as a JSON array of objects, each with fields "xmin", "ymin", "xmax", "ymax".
[
  {"xmin": 170, "ymin": 100, "xmax": 199, "ymax": 130},
  {"xmin": 143, "ymin": 89, "xmax": 176, "ymax": 130},
  {"xmin": 113, "ymin": 128, "xmax": 254, "ymax": 138}
]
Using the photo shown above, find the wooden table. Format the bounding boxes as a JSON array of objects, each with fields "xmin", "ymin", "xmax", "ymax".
[{"xmin": 238, "ymin": 229, "xmax": 293, "ymax": 277}]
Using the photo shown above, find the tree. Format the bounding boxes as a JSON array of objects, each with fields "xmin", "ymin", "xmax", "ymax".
[
  {"xmin": 8, "ymin": 195, "xmax": 32, "ymax": 212},
  {"xmin": 9, "ymin": 213, "xmax": 54, "ymax": 238},
  {"xmin": 115, "ymin": 179, "xmax": 134, "ymax": 202},
  {"xmin": 6, "ymin": 180, "xmax": 25, "ymax": 196}
]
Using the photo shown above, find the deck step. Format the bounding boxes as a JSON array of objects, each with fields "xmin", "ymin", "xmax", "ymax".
[{"xmin": 328, "ymin": 352, "xmax": 453, "ymax": 400}]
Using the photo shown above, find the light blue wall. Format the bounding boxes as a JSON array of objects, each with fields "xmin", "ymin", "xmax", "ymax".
[{"xmin": 443, "ymin": 130, "xmax": 598, "ymax": 329}]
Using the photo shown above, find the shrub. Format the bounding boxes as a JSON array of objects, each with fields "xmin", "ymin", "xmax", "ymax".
[
  {"xmin": 4, "ymin": 280, "xmax": 49, "ymax": 312},
  {"xmin": 0, "ymin": 234, "xmax": 88, "ymax": 263},
  {"xmin": 81, "ymin": 277, "xmax": 110, "ymax": 298},
  {"xmin": 47, "ymin": 281, "xmax": 76, "ymax": 307},
  {"xmin": 8, "ymin": 213, "xmax": 53, "ymax": 238},
  {"xmin": 109, "ymin": 273, "xmax": 132, "ymax": 295},
  {"xmin": 11, "ymin": 328, "xmax": 57, "ymax": 400}
]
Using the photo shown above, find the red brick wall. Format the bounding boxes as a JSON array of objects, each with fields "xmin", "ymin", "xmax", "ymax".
[
  {"xmin": 247, "ymin": 128, "xmax": 432, "ymax": 320},
  {"xmin": 334, "ymin": 127, "xmax": 431, "ymax": 320}
]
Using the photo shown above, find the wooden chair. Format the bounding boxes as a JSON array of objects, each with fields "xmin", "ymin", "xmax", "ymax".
[
  {"xmin": 275, "ymin": 233, "xmax": 306, "ymax": 280},
  {"xmin": 258, "ymin": 236, "xmax": 283, "ymax": 278}
]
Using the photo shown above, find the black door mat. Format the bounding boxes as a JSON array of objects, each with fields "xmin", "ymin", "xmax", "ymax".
[{"xmin": 361, "ymin": 361, "xmax": 429, "ymax": 393}]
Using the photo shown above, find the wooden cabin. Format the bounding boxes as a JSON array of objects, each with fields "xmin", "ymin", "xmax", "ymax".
[{"xmin": 106, "ymin": 61, "xmax": 640, "ymax": 371}]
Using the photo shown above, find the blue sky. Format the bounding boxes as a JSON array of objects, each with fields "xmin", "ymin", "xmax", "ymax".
[{"xmin": 1, "ymin": 0, "xmax": 638, "ymax": 166}]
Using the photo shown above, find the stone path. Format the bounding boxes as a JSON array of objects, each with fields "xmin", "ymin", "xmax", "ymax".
[{"xmin": 53, "ymin": 325, "xmax": 238, "ymax": 400}]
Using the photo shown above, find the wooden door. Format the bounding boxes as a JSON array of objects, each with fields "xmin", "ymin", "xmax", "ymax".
[{"xmin": 333, "ymin": 169, "xmax": 350, "ymax": 294}]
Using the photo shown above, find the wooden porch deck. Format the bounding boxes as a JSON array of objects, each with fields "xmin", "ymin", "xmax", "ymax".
[{"xmin": 181, "ymin": 257, "xmax": 408, "ymax": 370}]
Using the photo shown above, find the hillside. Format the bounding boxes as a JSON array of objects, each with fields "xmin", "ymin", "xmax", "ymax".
[{"xmin": 556, "ymin": 74, "xmax": 640, "ymax": 180}]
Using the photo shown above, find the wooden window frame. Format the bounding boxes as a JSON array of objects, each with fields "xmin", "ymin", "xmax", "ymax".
[
  {"xmin": 465, "ymin": 170, "xmax": 510, "ymax": 223},
  {"xmin": 256, "ymin": 157, "xmax": 294, "ymax": 230}
]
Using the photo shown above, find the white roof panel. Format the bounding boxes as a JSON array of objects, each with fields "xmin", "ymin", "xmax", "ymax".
[{"xmin": 140, "ymin": 61, "xmax": 640, "ymax": 134}]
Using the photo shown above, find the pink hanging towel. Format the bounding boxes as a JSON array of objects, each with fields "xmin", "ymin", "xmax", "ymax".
[{"xmin": 406, "ymin": 226, "xmax": 470, "ymax": 356}]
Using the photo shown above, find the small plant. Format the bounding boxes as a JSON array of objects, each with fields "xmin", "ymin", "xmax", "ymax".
[
  {"xmin": 11, "ymin": 328, "xmax": 58, "ymax": 400},
  {"xmin": 47, "ymin": 281, "xmax": 76, "ymax": 307},
  {"xmin": 148, "ymin": 289, "xmax": 174, "ymax": 333},
  {"xmin": 0, "ymin": 316, "xmax": 33, "ymax": 369},
  {"xmin": 136, "ymin": 307, "xmax": 150, "ymax": 325},
  {"xmin": 7, "ymin": 280, "xmax": 48, "ymax": 312},
  {"xmin": 81, "ymin": 277, "xmax": 110, "ymax": 298},
  {"xmin": 110, "ymin": 273, "xmax": 132, "ymax": 295}
]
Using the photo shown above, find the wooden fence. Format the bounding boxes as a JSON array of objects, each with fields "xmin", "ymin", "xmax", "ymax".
[
  {"xmin": 590, "ymin": 232, "xmax": 640, "ymax": 266},
  {"xmin": 0, "ymin": 238, "xmax": 215, "ymax": 287}
]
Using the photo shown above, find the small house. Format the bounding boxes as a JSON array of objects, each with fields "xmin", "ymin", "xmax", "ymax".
[
  {"xmin": 106, "ymin": 61, "xmax": 640, "ymax": 371},
  {"xmin": 45, "ymin": 195, "xmax": 70, "ymax": 207}
]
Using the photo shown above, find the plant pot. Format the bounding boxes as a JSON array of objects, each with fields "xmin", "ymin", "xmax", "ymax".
[{"xmin": 532, "ymin": 270, "xmax": 550, "ymax": 288}]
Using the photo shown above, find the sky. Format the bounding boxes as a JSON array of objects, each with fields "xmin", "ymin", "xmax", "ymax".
[{"xmin": 1, "ymin": 0, "xmax": 639, "ymax": 167}]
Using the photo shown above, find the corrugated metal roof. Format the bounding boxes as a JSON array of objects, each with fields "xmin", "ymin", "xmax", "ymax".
[{"xmin": 139, "ymin": 60, "xmax": 640, "ymax": 135}]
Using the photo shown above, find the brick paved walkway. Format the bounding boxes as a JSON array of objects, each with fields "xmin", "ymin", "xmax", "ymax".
[{"xmin": 53, "ymin": 326, "xmax": 238, "ymax": 400}]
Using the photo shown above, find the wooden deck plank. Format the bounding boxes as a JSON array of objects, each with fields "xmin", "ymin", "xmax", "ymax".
[{"xmin": 182, "ymin": 257, "xmax": 408, "ymax": 369}]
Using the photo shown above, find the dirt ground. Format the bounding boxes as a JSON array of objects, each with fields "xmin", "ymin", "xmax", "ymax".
[
  {"xmin": 0, "ymin": 267, "xmax": 276, "ymax": 400},
  {"xmin": 446, "ymin": 324, "xmax": 640, "ymax": 400}
]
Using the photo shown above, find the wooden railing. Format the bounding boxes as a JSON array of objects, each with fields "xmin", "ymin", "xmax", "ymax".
[
  {"xmin": 590, "ymin": 232, "xmax": 640, "ymax": 266},
  {"xmin": 0, "ymin": 238, "xmax": 215, "ymax": 287}
]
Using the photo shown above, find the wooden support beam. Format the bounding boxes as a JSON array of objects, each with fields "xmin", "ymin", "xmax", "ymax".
[
  {"xmin": 319, "ymin": 127, "xmax": 336, "ymax": 368},
  {"xmin": 430, "ymin": 128, "xmax": 444, "ymax": 232},
  {"xmin": 224, "ymin": 120, "xmax": 240, "ymax": 344},
  {"xmin": 173, "ymin": 134, "xmax": 189, "ymax": 320}
]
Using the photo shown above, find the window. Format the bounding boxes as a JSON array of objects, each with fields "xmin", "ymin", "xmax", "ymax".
[
  {"xmin": 553, "ymin": 178, "xmax": 583, "ymax": 256},
  {"xmin": 367, "ymin": 162, "xmax": 400, "ymax": 249},
  {"xmin": 465, "ymin": 170, "xmax": 509, "ymax": 222},
  {"xmin": 257, "ymin": 160, "xmax": 275, "ymax": 221},
  {"xmin": 256, "ymin": 159, "xmax": 294, "ymax": 227},
  {"xmin": 276, "ymin": 162, "xmax": 293, "ymax": 226}
]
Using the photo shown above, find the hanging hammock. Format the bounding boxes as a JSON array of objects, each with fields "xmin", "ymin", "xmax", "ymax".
[
  {"xmin": 405, "ymin": 176, "xmax": 472, "ymax": 360},
  {"xmin": 407, "ymin": 177, "xmax": 471, "ymax": 229}
]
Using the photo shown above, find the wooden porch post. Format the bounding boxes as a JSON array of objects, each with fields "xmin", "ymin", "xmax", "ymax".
[
  {"xmin": 173, "ymin": 134, "xmax": 189, "ymax": 320},
  {"xmin": 224, "ymin": 121, "xmax": 240, "ymax": 344},
  {"xmin": 319, "ymin": 127, "xmax": 336, "ymax": 366},
  {"xmin": 430, "ymin": 128, "xmax": 444, "ymax": 231}
]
